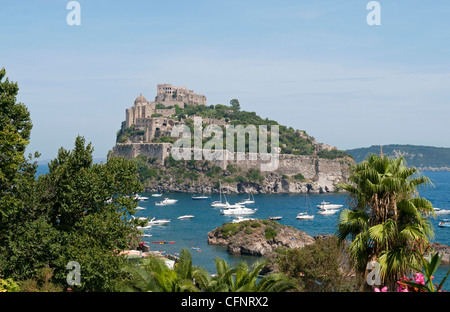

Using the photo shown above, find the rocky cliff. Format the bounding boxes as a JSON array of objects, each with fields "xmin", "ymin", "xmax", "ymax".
[
  {"xmin": 207, "ymin": 219, "xmax": 315, "ymax": 256},
  {"xmin": 138, "ymin": 154, "xmax": 353, "ymax": 194}
]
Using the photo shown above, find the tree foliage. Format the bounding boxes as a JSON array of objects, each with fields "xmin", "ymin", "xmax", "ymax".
[
  {"xmin": 276, "ymin": 236, "xmax": 359, "ymax": 291},
  {"xmin": 0, "ymin": 68, "xmax": 145, "ymax": 291},
  {"xmin": 336, "ymin": 154, "xmax": 434, "ymax": 289}
]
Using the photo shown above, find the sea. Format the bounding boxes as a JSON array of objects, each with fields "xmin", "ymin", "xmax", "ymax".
[{"xmin": 36, "ymin": 165, "xmax": 450, "ymax": 290}]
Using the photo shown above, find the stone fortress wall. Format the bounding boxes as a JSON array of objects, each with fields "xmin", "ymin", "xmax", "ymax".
[{"xmin": 111, "ymin": 143, "xmax": 351, "ymax": 193}]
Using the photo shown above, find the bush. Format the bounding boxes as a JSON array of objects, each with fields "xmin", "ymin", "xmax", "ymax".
[
  {"xmin": 276, "ymin": 236, "xmax": 359, "ymax": 292},
  {"xmin": 247, "ymin": 168, "xmax": 264, "ymax": 182},
  {"xmin": 0, "ymin": 278, "xmax": 21, "ymax": 292},
  {"xmin": 293, "ymin": 173, "xmax": 305, "ymax": 181},
  {"xmin": 264, "ymin": 227, "xmax": 277, "ymax": 240},
  {"xmin": 317, "ymin": 149, "xmax": 350, "ymax": 160}
]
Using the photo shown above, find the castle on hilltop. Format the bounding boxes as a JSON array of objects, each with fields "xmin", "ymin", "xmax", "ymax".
[
  {"xmin": 121, "ymin": 84, "xmax": 207, "ymax": 142},
  {"xmin": 124, "ymin": 83, "xmax": 206, "ymax": 129}
]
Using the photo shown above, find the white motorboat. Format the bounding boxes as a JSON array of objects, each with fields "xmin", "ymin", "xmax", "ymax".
[
  {"xmin": 192, "ymin": 194, "xmax": 210, "ymax": 200},
  {"xmin": 317, "ymin": 209, "xmax": 339, "ymax": 215},
  {"xmin": 269, "ymin": 216, "xmax": 282, "ymax": 220},
  {"xmin": 438, "ymin": 219, "xmax": 450, "ymax": 227},
  {"xmin": 177, "ymin": 215, "xmax": 194, "ymax": 220},
  {"xmin": 134, "ymin": 194, "xmax": 149, "ymax": 201},
  {"xmin": 148, "ymin": 217, "xmax": 171, "ymax": 225},
  {"xmin": 434, "ymin": 208, "xmax": 450, "ymax": 215},
  {"xmin": 232, "ymin": 216, "xmax": 255, "ymax": 223},
  {"xmin": 152, "ymin": 193, "xmax": 163, "ymax": 197},
  {"xmin": 316, "ymin": 201, "xmax": 343, "ymax": 210},
  {"xmin": 297, "ymin": 212, "xmax": 314, "ymax": 220},
  {"xmin": 137, "ymin": 224, "xmax": 152, "ymax": 230},
  {"xmin": 155, "ymin": 198, "xmax": 178, "ymax": 206},
  {"xmin": 236, "ymin": 192, "xmax": 255, "ymax": 205},
  {"xmin": 220, "ymin": 206, "xmax": 257, "ymax": 215},
  {"xmin": 136, "ymin": 206, "xmax": 145, "ymax": 210}
]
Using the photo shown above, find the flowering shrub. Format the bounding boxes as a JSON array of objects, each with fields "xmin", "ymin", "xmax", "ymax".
[
  {"xmin": 396, "ymin": 273, "xmax": 435, "ymax": 292},
  {"xmin": 374, "ymin": 239, "xmax": 449, "ymax": 292},
  {"xmin": 374, "ymin": 286, "xmax": 388, "ymax": 292}
]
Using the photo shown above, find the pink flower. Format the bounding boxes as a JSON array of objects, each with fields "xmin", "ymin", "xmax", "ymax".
[
  {"xmin": 375, "ymin": 286, "xmax": 388, "ymax": 292},
  {"xmin": 414, "ymin": 273, "xmax": 425, "ymax": 285}
]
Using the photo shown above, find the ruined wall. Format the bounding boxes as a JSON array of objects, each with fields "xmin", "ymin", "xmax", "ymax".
[
  {"xmin": 111, "ymin": 143, "xmax": 352, "ymax": 192},
  {"xmin": 112, "ymin": 143, "xmax": 172, "ymax": 161}
]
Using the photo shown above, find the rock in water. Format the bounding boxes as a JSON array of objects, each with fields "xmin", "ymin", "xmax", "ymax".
[{"xmin": 207, "ymin": 219, "xmax": 315, "ymax": 256}]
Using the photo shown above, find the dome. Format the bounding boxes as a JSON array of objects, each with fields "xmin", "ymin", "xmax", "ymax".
[{"xmin": 134, "ymin": 93, "xmax": 148, "ymax": 104}]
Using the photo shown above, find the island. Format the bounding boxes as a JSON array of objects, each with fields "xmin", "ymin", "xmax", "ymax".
[
  {"xmin": 109, "ymin": 84, "xmax": 354, "ymax": 194},
  {"xmin": 207, "ymin": 219, "xmax": 315, "ymax": 256}
]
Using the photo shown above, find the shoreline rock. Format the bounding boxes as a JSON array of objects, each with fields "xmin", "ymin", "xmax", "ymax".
[
  {"xmin": 430, "ymin": 242, "xmax": 450, "ymax": 264},
  {"xmin": 207, "ymin": 219, "xmax": 315, "ymax": 256}
]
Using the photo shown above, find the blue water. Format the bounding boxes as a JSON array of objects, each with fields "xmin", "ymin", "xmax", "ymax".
[{"xmin": 36, "ymin": 165, "xmax": 450, "ymax": 290}]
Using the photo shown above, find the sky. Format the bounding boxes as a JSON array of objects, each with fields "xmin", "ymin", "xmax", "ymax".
[{"xmin": 1, "ymin": 0, "xmax": 450, "ymax": 160}]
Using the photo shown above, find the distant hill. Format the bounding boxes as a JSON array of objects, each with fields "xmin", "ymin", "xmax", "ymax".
[{"xmin": 346, "ymin": 145, "xmax": 450, "ymax": 171}]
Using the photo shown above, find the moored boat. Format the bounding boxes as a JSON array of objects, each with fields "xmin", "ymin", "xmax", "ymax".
[
  {"xmin": 297, "ymin": 195, "xmax": 314, "ymax": 220},
  {"xmin": 434, "ymin": 208, "xmax": 450, "ymax": 215},
  {"xmin": 297, "ymin": 212, "xmax": 314, "ymax": 220},
  {"xmin": 220, "ymin": 206, "xmax": 257, "ymax": 215},
  {"xmin": 317, "ymin": 208, "xmax": 339, "ymax": 215},
  {"xmin": 236, "ymin": 192, "xmax": 255, "ymax": 205},
  {"xmin": 232, "ymin": 216, "xmax": 255, "ymax": 223},
  {"xmin": 177, "ymin": 215, "xmax": 194, "ymax": 220},
  {"xmin": 438, "ymin": 219, "xmax": 450, "ymax": 227},
  {"xmin": 135, "ymin": 194, "xmax": 149, "ymax": 201},
  {"xmin": 148, "ymin": 217, "xmax": 171, "ymax": 225},
  {"xmin": 192, "ymin": 194, "xmax": 210, "ymax": 200},
  {"xmin": 316, "ymin": 201, "xmax": 343, "ymax": 210},
  {"xmin": 155, "ymin": 198, "xmax": 178, "ymax": 206}
]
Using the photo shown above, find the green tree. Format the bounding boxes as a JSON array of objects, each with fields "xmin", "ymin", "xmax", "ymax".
[
  {"xmin": 0, "ymin": 135, "xmax": 144, "ymax": 291},
  {"xmin": 276, "ymin": 236, "xmax": 358, "ymax": 291},
  {"xmin": 336, "ymin": 154, "xmax": 434, "ymax": 290},
  {"xmin": 230, "ymin": 99, "xmax": 240, "ymax": 111},
  {"xmin": 0, "ymin": 67, "xmax": 35, "ymax": 217},
  {"xmin": 0, "ymin": 68, "xmax": 50, "ymax": 282},
  {"xmin": 34, "ymin": 137, "xmax": 143, "ymax": 291}
]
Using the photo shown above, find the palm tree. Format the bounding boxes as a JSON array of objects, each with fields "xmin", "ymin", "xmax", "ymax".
[
  {"xmin": 119, "ymin": 259, "xmax": 160, "ymax": 292},
  {"xmin": 337, "ymin": 154, "xmax": 434, "ymax": 289},
  {"xmin": 208, "ymin": 257, "xmax": 297, "ymax": 292},
  {"xmin": 119, "ymin": 250, "xmax": 296, "ymax": 292}
]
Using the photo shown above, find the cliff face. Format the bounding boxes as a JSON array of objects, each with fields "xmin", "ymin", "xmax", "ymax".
[
  {"xmin": 207, "ymin": 219, "xmax": 315, "ymax": 256},
  {"xmin": 136, "ymin": 151, "xmax": 353, "ymax": 194}
]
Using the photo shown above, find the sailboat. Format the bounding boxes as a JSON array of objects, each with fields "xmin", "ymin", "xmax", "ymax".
[
  {"xmin": 297, "ymin": 195, "xmax": 314, "ymax": 220},
  {"xmin": 236, "ymin": 191, "xmax": 255, "ymax": 205},
  {"xmin": 211, "ymin": 181, "xmax": 229, "ymax": 207},
  {"xmin": 192, "ymin": 177, "xmax": 210, "ymax": 200}
]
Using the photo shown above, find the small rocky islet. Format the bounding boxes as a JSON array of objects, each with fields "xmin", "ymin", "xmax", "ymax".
[{"xmin": 207, "ymin": 219, "xmax": 315, "ymax": 256}]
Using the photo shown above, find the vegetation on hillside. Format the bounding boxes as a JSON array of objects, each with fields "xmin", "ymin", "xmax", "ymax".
[{"xmin": 117, "ymin": 100, "xmax": 352, "ymax": 159}]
